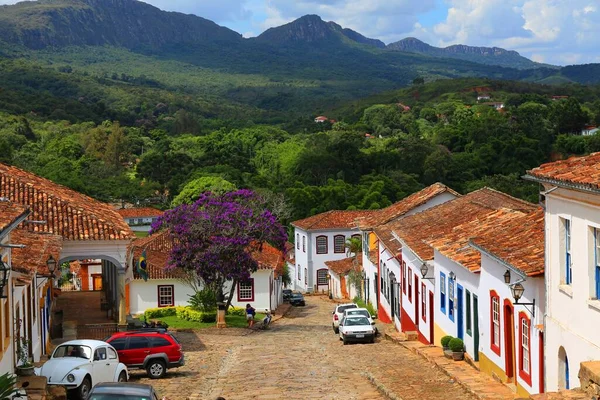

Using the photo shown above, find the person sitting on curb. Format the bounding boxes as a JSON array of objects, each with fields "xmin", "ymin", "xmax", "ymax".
[{"xmin": 245, "ymin": 303, "xmax": 256, "ymax": 327}]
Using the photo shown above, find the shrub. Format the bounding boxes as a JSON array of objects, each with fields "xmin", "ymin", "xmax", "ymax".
[
  {"xmin": 227, "ymin": 307, "xmax": 246, "ymax": 316},
  {"xmin": 188, "ymin": 288, "xmax": 216, "ymax": 312},
  {"xmin": 449, "ymin": 338, "xmax": 464, "ymax": 352},
  {"xmin": 353, "ymin": 297, "xmax": 377, "ymax": 316},
  {"xmin": 441, "ymin": 335, "xmax": 454, "ymax": 348},
  {"xmin": 144, "ymin": 307, "xmax": 177, "ymax": 320},
  {"xmin": 176, "ymin": 306, "xmax": 217, "ymax": 323}
]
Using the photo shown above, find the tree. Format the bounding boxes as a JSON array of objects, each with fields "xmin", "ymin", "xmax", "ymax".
[
  {"xmin": 172, "ymin": 176, "xmax": 237, "ymax": 207},
  {"xmin": 151, "ymin": 190, "xmax": 287, "ymax": 318}
]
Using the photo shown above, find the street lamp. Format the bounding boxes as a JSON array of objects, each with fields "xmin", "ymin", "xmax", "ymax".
[
  {"xmin": 327, "ymin": 274, "xmax": 332, "ymax": 299},
  {"xmin": 503, "ymin": 269, "xmax": 511, "ymax": 284},
  {"xmin": 420, "ymin": 262, "xmax": 435, "ymax": 282},
  {"xmin": 510, "ymin": 282, "xmax": 536, "ymax": 317},
  {"xmin": 46, "ymin": 255, "xmax": 57, "ymax": 277},
  {"xmin": 449, "ymin": 271, "xmax": 456, "ymax": 281},
  {"xmin": 0, "ymin": 259, "xmax": 9, "ymax": 299}
]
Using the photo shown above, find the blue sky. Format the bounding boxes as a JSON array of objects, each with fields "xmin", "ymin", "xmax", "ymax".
[{"xmin": 1, "ymin": 0, "xmax": 599, "ymax": 66}]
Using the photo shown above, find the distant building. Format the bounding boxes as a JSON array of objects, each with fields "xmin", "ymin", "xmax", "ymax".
[
  {"xmin": 314, "ymin": 116, "xmax": 329, "ymax": 123},
  {"xmin": 551, "ymin": 95, "xmax": 569, "ymax": 101},
  {"xmin": 477, "ymin": 94, "xmax": 491, "ymax": 101},
  {"xmin": 397, "ymin": 103, "xmax": 411, "ymax": 112},
  {"xmin": 482, "ymin": 102, "xmax": 505, "ymax": 110},
  {"xmin": 116, "ymin": 207, "xmax": 163, "ymax": 232},
  {"xmin": 581, "ymin": 126, "xmax": 599, "ymax": 136}
]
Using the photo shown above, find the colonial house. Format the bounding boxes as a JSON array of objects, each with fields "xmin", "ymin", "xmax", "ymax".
[
  {"xmin": 357, "ymin": 183, "xmax": 459, "ymax": 324},
  {"xmin": 314, "ymin": 116, "xmax": 329, "ymax": 123},
  {"xmin": 471, "ymin": 208, "xmax": 545, "ymax": 397},
  {"xmin": 116, "ymin": 207, "xmax": 163, "ymax": 232},
  {"xmin": 128, "ymin": 231, "xmax": 285, "ymax": 315},
  {"xmin": 291, "ymin": 210, "xmax": 373, "ymax": 294},
  {"xmin": 581, "ymin": 126, "xmax": 599, "ymax": 136},
  {"xmin": 388, "ymin": 188, "xmax": 536, "ymax": 345},
  {"xmin": 325, "ymin": 254, "xmax": 362, "ymax": 299},
  {"xmin": 523, "ymin": 152, "xmax": 600, "ymax": 391}
]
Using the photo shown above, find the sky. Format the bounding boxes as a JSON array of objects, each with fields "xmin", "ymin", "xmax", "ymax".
[{"xmin": 1, "ymin": 0, "xmax": 599, "ymax": 66}]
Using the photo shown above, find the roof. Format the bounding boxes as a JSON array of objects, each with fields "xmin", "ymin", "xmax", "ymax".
[
  {"xmin": 11, "ymin": 229, "xmax": 63, "ymax": 276},
  {"xmin": 427, "ymin": 209, "xmax": 527, "ymax": 272},
  {"xmin": 292, "ymin": 210, "xmax": 376, "ymax": 231},
  {"xmin": 388, "ymin": 188, "xmax": 537, "ymax": 261},
  {"xmin": 116, "ymin": 207, "xmax": 163, "ymax": 219},
  {"xmin": 325, "ymin": 254, "xmax": 362, "ymax": 275},
  {"xmin": 471, "ymin": 207, "xmax": 545, "ymax": 277},
  {"xmin": 0, "ymin": 163, "xmax": 133, "ymax": 241},
  {"xmin": 0, "ymin": 200, "xmax": 29, "ymax": 236},
  {"xmin": 525, "ymin": 152, "xmax": 600, "ymax": 192},
  {"xmin": 372, "ymin": 225, "xmax": 402, "ymax": 256},
  {"xmin": 358, "ymin": 183, "xmax": 460, "ymax": 229}
]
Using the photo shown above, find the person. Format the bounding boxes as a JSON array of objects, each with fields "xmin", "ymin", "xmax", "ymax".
[
  {"xmin": 245, "ymin": 303, "xmax": 255, "ymax": 327},
  {"xmin": 262, "ymin": 310, "xmax": 272, "ymax": 328}
]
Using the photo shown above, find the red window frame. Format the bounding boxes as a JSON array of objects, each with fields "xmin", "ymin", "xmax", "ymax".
[
  {"xmin": 237, "ymin": 279, "xmax": 255, "ymax": 302},
  {"xmin": 519, "ymin": 312, "xmax": 532, "ymax": 386},
  {"xmin": 402, "ymin": 261, "xmax": 407, "ymax": 294},
  {"xmin": 407, "ymin": 269, "xmax": 412, "ymax": 302},
  {"xmin": 490, "ymin": 290, "xmax": 501, "ymax": 356},
  {"xmin": 157, "ymin": 285, "xmax": 175, "ymax": 307},
  {"xmin": 333, "ymin": 235, "xmax": 346, "ymax": 253},
  {"xmin": 316, "ymin": 235, "xmax": 328, "ymax": 254},
  {"xmin": 421, "ymin": 282, "xmax": 427, "ymax": 322}
]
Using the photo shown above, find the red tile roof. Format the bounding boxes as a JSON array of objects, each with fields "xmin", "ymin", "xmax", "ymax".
[
  {"xmin": 427, "ymin": 209, "xmax": 527, "ymax": 272},
  {"xmin": 372, "ymin": 225, "xmax": 401, "ymax": 256},
  {"xmin": 11, "ymin": 229, "xmax": 63, "ymax": 276},
  {"xmin": 116, "ymin": 207, "xmax": 163, "ymax": 219},
  {"xmin": 525, "ymin": 152, "xmax": 600, "ymax": 192},
  {"xmin": 387, "ymin": 188, "xmax": 537, "ymax": 261},
  {"xmin": 0, "ymin": 201, "xmax": 29, "ymax": 235},
  {"xmin": 292, "ymin": 210, "xmax": 376, "ymax": 231},
  {"xmin": 359, "ymin": 183, "xmax": 459, "ymax": 229},
  {"xmin": 325, "ymin": 254, "xmax": 362, "ymax": 276},
  {"xmin": 0, "ymin": 163, "xmax": 134, "ymax": 241},
  {"xmin": 471, "ymin": 208, "xmax": 545, "ymax": 277}
]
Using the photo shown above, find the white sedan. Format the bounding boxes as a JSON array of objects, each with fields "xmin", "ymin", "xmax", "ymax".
[
  {"xmin": 35, "ymin": 339, "xmax": 128, "ymax": 400},
  {"xmin": 339, "ymin": 315, "xmax": 376, "ymax": 345}
]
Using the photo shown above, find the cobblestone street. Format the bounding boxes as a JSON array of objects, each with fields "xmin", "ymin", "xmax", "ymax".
[{"xmin": 130, "ymin": 296, "xmax": 475, "ymax": 399}]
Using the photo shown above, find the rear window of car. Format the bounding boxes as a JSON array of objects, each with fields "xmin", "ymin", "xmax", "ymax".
[
  {"xmin": 345, "ymin": 317, "xmax": 369, "ymax": 326},
  {"xmin": 150, "ymin": 337, "xmax": 172, "ymax": 348},
  {"xmin": 338, "ymin": 305, "xmax": 357, "ymax": 313},
  {"xmin": 108, "ymin": 338, "xmax": 127, "ymax": 351},
  {"xmin": 168, "ymin": 333, "xmax": 180, "ymax": 344},
  {"xmin": 346, "ymin": 310, "xmax": 369, "ymax": 318}
]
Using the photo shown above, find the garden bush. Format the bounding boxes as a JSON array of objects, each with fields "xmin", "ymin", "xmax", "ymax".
[
  {"xmin": 353, "ymin": 297, "xmax": 377, "ymax": 316},
  {"xmin": 176, "ymin": 306, "xmax": 217, "ymax": 323},
  {"xmin": 188, "ymin": 288, "xmax": 217, "ymax": 311},
  {"xmin": 227, "ymin": 307, "xmax": 246, "ymax": 316},
  {"xmin": 144, "ymin": 307, "xmax": 177, "ymax": 319},
  {"xmin": 441, "ymin": 335, "xmax": 454, "ymax": 348},
  {"xmin": 449, "ymin": 338, "xmax": 464, "ymax": 352}
]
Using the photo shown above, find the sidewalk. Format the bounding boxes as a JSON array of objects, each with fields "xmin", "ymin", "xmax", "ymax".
[{"xmin": 385, "ymin": 328, "xmax": 522, "ymax": 400}]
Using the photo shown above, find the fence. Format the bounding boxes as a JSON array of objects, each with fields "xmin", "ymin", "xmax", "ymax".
[{"xmin": 76, "ymin": 323, "xmax": 119, "ymax": 340}]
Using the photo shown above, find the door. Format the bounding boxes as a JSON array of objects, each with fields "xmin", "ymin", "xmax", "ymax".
[
  {"xmin": 473, "ymin": 295, "xmax": 479, "ymax": 362},
  {"xmin": 414, "ymin": 276, "xmax": 419, "ymax": 329},
  {"xmin": 457, "ymin": 285, "xmax": 464, "ymax": 340},
  {"xmin": 374, "ymin": 273, "xmax": 379, "ymax": 306},
  {"xmin": 390, "ymin": 278, "xmax": 396, "ymax": 319},
  {"xmin": 340, "ymin": 276, "xmax": 348, "ymax": 299},
  {"xmin": 539, "ymin": 332, "xmax": 544, "ymax": 393},
  {"xmin": 92, "ymin": 347, "xmax": 113, "ymax": 383},
  {"xmin": 124, "ymin": 336, "xmax": 150, "ymax": 367},
  {"xmin": 428, "ymin": 291, "xmax": 434, "ymax": 344},
  {"xmin": 316, "ymin": 269, "xmax": 329, "ymax": 293},
  {"xmin": 566, "ymin": 355, "xmax": 570, "ymax": 389},
  {"xmin": 92, "ymin": 274, "xmax": 103, "ymax": 291},
  {"xmin": 504, "ymin": 303, "xmax": 515, "ymax": 381}
]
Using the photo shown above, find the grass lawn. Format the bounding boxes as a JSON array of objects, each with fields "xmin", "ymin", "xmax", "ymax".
[
  {"xmin": 134, "ymin": 231, "xmax": 149, "ymax": 238},
  {"xmin": 159, "ymin": 313, "xmax": 266, "ymax": 329}
]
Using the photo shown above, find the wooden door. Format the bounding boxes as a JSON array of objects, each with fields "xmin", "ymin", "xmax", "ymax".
[
  {"xmin": 92, "ymin": 275, "xmax": 103, "ymax": 291},
  {"xmin": 473, "ymin": 295, "xmax": 479, "ymax": 362},
  {"xmin": 428, "ymin": 291, "xmax": 434, "ymax": 344},
  {"xmin": 414, "ymin": 276, "xmax": 419, "ymax": 330},
  {"xmin": 504, "ymin": 303, "xmax": 515, "ymax": 381},
  {"xmin": 340, "ymin": 276, "xmax": 348, "ymax": 298}
]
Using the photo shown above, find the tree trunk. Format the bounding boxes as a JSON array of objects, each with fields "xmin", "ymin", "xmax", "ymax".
[{"xmin": 225, "ymin": 279, "xmax": 238, "ymax": 310}]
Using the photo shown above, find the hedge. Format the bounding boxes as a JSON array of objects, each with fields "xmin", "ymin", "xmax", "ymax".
[
  {"xmin": 226, "ymin": 307, "xmax": 246, "ymax": 316},
  {"xmin": 144, "ymin": 307, "xmax": 178, "ymax": 319},
  {"xmin": 176, "ymin": 306, "xmax": 216, "ymax": 323}
]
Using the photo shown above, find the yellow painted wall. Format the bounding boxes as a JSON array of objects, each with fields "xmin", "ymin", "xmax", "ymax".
[
  {"xmin": 369, "ymin": 232, "xmax": 377, "ymax": 251},
  {"xmin": 478, "ymin": 353, "xmax": 532, "ymax": 397},
  {"xmin": 433, "ymin": 323, "xmax": 448, "ymax": 347}
]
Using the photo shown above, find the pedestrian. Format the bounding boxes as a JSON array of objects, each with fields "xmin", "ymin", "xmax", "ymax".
[{"xmin": 245, "ymin": 303, "xmax": 255, "ymax": 327}]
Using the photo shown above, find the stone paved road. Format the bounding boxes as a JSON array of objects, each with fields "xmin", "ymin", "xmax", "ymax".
[{"xmin": 129, "ymin": 296, "xmax": 475, "ymax": 400}]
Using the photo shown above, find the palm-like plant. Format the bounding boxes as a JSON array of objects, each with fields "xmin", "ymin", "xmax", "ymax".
[
  {"xmin": 345, "ymin": 237, "xmax": 362, "ymax": 263},
  {"xmin": 0, "ymin": 372, "xmax": 18, "ymax": 399}
]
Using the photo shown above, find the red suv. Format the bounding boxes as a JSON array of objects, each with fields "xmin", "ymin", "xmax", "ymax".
[{"xmin": 105, "ymin": 329, "xmax": 184, "ymax": 379}]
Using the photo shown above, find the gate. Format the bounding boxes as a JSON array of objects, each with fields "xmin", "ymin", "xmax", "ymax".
[{"xmin": 77, "ymin": 323, "xmax": 118, "ymax": 340}]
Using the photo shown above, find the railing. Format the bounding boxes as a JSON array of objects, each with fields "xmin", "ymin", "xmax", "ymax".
[{"xmin": 76, "ymin": 323, "xmax": 119, "ymax": 340}]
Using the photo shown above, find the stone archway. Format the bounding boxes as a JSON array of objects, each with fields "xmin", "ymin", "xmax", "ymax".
[{"xmin": 558, "ymin": 346, "xmax": 569, "ymax": 390}]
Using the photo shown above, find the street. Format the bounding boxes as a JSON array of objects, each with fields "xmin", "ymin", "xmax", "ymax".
[{"xmin": 130, "ymin": 296, "xmax": 475, "ymax": 400}]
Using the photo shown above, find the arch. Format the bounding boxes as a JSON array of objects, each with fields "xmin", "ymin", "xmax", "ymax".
[
  {"xmin": 58, "ymin": 255, "xmax": 123, "ymax": 271},
  {"xmin": 558, "ymin": 346, "xmax": 569, "ymax": 390}
]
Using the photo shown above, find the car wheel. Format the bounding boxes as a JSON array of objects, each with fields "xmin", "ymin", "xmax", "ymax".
[
  {"xmin": 343, "ymin": 338, "xmax": 348, "ymax": 345},
  {"xmin": 118, "ymin": 371, "xmax": 128, "ymax": 382},
  {"xmin": 334, "ymin": 327, "xmax": 339, "ymax": 334},
  {"xmin": 77, "ymin": 377, "xmax": 91, "ymax": 400},
  {"xmin": 147, "ymin": 359, "xmax": 167, "ymax": 379},
  {"xmin": 370, "ymin": 337, "xmax": 375, "ymax": 344}
]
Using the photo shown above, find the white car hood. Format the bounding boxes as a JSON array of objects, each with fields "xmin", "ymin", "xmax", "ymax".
[
  {"xmin": 38, "ymin": 358, "xmax": 89, "ymax": 383},
  {"xmin": 341, "ymin": 324, "xmax": 373, "ymax": 332}
]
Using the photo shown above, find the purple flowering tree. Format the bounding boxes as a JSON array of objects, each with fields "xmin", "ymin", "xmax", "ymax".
[{"xmin": 151, "ymin": 189, "xmax": 288, "ymax": 311}]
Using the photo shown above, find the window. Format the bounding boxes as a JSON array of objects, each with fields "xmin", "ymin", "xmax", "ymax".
[
  {"xmin": 94, "ymin": 348, "xmax": 107, "ymax": 361},
  {"xmin": 448, "ymin": 277, "xmax": 454, "ymax": 322},
  {"xmin": 421, "ymin": 283, "xmax": 426, "ymax": 322},
  {"xmin": 334, "ymin": 235, "xmax": 346, "ymax": 253},
  {"xmin": 238, "ymin": 279, "xmax": 254, "ymax": 301},
  {"xmin": 109, "ymin": 338, "xmax": 126, "ymax": 351},
  {"xmin": 564, "ymin": 218, "xmax": 572, "ymax": 284},
  {"xmin": 296, "ymin": 234, "xmax": 299, "ymax": 250},
  {"xmin": 466, "ymin": 290, "xmax": 472, "ymax": 336},
  {"xmin": 302, "ymin": 236, "xmax": 306, "ymax": 253},
  {"xmin": 408, "ymin": 269, "xmax": 412, "ymax": 302},
  {"xmin": 402, "ymin": 262, "xmax": 407, "ymax": 294},
  {"xmin": 151, "ymin": 337, "xmax": 172, "ymax": 348},
  {"xmin": 316, "ymin": 236, "xmax": 328, "ymax": 254},
  {"xmin": 158, "ymin": 285, "xmax": 174, "ymax": 307},
  {"xmin": 317, "ymin": 269, "xmax": 328, "ymax": 286},
  {"xmin": 519, "ymin": 312, "xmax": 532, "ymax": 386},
  {"xmin": 364, "ymin": 232, "xmax": 369, "ymax": 255},
  {"xmin": 129, "ymin": 337, "xmax": 150, "ymax": 350},
  {"xmin": 440, "ymin": 272, "xmax": 446, "ymax": 314},
  {"xmin": 305, "ymin": 268, "xmax": 308, "ymax": 285},
  {"xmin": 490, "ymin": 290, "xmax": 501, "ymax": 356},
  {"xmin": 595, "ymin": 228, "xmax": 600, "ymax": 299},
  {"xmin": 298, "ymin": 265, "xmax": 301, "ymax": 281},
  {"xmin": 107, "ymin": 348, "xmax": 117, "ymax": 359},
  {"xmin": 380, "ymin": 262, "xmax": 384, "ymax": 294}
]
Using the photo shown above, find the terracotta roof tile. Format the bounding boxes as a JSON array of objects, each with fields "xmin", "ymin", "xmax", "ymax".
[
  {"xmin": 427, "ymin": 209, "xmax": 527, "ymax": 272},
  {"xmin": 388, "ymin": 188, "xmax": 537, "ymax": 261},
  {"xmin": 0, "ymin": 201, "xmax": 29, "ymax": 234},
  {"xmin": 325, "ymin": 254, "xmax": 362, "ymax": 275},
  {"xmin": 0, "ymin": 163, "xmax": 134, "ymax": 241},
  {"xmin": 359, "ymin": 183, "xmax": 460, "ymax": 229},
  {"xmin": 116, "ymin": 207, "xmax": 163, "ymax": 219},
  {"xmin": 292, "ymin": 210, "xmax": 377, "ymax": 231},
  {"xmin": 471, "ymin": 208, "xmax": 545, "ymax": 277},
  {"xmin": 372, "ymin": 225, "xmax": 401, "ymax": 256},
  {"xmin": 525, "ymin": 152, "xmax": 600, "ymax": 191},
  {"xmin": 11, "ymin": 229, "xmax": 63, "ymax": 276}
]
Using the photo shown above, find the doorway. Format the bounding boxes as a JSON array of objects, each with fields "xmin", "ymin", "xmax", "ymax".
[
  {"xmin": 539, "ymin": 332, "xmax": 544, "ymax": 393},
  {"xmin": 559, "ymin": 346, "xmax": 569, "ymax": 390},
  {"xmin": 473, "ymin": 295, "xmax": 479, "ymax": 362},
  {"xmin": 504, "ymin": 302, "xmax": 516, "ymax": 381},
  {"xmin": 390, "ymin": 277, "xmax": 396, "ymax": 320},
  {"xmin": 457, "ymin": 285, "xmax": 464, "ymax": 340},
  {"xmin": 428, "ymin": 291, "xmax": 434, "ymax": 344},
  {"xmin": 92, "ymin": 274, "xmax": 103, "ymax": 291},
  {"xmin": 414, "ymin": 276, "xmax": 420, "ymax": 330}
]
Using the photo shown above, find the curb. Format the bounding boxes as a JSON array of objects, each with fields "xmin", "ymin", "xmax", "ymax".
[{"xmin": 362, "ymin": 371, "xmax": 404, "ymax": 400}]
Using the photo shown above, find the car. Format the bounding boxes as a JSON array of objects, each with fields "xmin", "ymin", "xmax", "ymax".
[
  {"xmin": 282, "ymin": 289, "xmax": 293, "ymax": 302},
  {"xmin": 87, "ymin": 382, "xmax": 160, "ymax": 400},
  {"xmin": 104, "ymin": 329, "xmax": 184, "ymax": 379},
  {"xmin": 289, "ymin": 292, "xmax": 306, "ymax": 306},
  {"xmin": 34, "ymin": 339, "xmax": 128, "ymax": 400},
  {"xmin": 331, "ymin": 303, "xmax": 358, "ymax": 333},
  {"xmin": 343, "ymin": 307, "xmax": 378, "ymax": 334},
  {"xmin": 338, "ymin": 315, "xmax": 376, "ymax": 345}
]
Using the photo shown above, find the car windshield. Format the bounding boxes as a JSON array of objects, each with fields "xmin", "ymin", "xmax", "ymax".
[
  {"xmin": 291, "ymin": 293, "xmax": 303, "ymax": 298},
  {"xmin": 338, "ymin": 305, "xmax": 357, "ymax": 313},
  {"xmin": 344, "ymin": 317, "xmax": 370, "ymax": 326},
  {"xmin": 52, "ymin": 344, "xmax": 92, "ymax": 359},
  {"xmin": 346, "ymin": 310, "xmax": 369, "ymax": 318}
]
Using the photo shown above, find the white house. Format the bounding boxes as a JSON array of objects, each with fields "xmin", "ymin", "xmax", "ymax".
[
  {"xmin": 325, "ymin": 254, "xmax": 361, "ymax": 300},
  {"xmin": 581, "ymin": 126, "xmax": 599, "ymax": 136},
  {"xmin": 127, "ymin": 231, "xmax": 284, "ymax": 315},
  {"xmin": 470, "ymin": 208, "xmax": 545, "ymax": 397},
  {"xmin": 291, "ymin": 210, "xmax": 372, "ymax": 294},
  {"xmin": 116, "ymin": 207, "xmax": 163, "ymax": 232},
  {"xmin": 524, "ymin": 152, "xmax": 600, "ymax": 391}
]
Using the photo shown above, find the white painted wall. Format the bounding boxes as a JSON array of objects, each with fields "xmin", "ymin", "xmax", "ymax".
[
  {"xmin": 361, "ymin": 247, "xmax": 378, "ymax": 308},
  {"xmin": 0, "ymin": 238, "xmax": 15, "ymax": 376},
  {"xmin": 379, "ymin": 246, "xmax": 401, "ymax": 329},
  {"xmin": 400, "ymin": 246, "xmax": 420, "ymax": 328},
  {"xmin": 418, "ymin": 262, "xmax": 435, "ymax": 343},
  {"xmin": 404, "ymin": 192, "xmax": 458, "ymax": 218},
  {"xmin": 228, "ymin": 270, "xmax": 274, "ymax": 311},
  {"xmin": 293, "ymin": 228, "xmax": 309, "ymax": 292},
  {"xmin": 478, "ymin": 252, "xmax": 544, "ymax": 395},
  {"xmin": 129, "ymin": 279, "xmax": 194, "ymax": 315},
  {"xmin": 544, "ymin": 188, "xmax": 600, "ymax": 391}
]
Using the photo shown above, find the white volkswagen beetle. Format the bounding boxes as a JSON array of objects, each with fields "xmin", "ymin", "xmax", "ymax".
[{"xmin": 35, "ymin": 339, "xmax": 128, "ymax": 400}]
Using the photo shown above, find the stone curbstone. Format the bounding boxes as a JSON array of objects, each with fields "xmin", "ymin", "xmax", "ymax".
[{"xmin": 362, "ymin": 371, "xmax": 404, "ymax": 400}]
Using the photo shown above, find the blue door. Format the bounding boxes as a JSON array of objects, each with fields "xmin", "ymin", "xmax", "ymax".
[
  {"xmin": 457, "ymin": 285, "xmax": 464, "ymax": 340},
  {"xmin": 566, "ymin": 355, "xmax": 570, "ymax": 389}
]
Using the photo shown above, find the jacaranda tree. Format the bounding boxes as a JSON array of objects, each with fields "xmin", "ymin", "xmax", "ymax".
[{"xmin": 150, "ymin": 189, "xmax": 287, "ymax": 309}]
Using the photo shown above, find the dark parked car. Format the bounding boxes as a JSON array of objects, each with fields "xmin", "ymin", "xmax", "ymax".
[
  {"xmin": 87, "ymin": 382, "xmax": 159, "ymax": 400},
  {"xmin": 283, "ymin": 289, "xmax": 293, "ymax": 301},
  {"xmin": 289, "ymin": 292, "xmax": 306, "ymax": 306}
]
